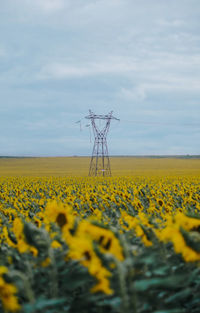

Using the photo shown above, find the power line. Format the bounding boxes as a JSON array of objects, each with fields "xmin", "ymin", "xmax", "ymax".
[
  {"xmin": 119, "ymin": 119, "xmax": 200, "ymax": 128},
  {"xmin": 76, "ymin": 118, "xmax": 200, "ymax": 130}
]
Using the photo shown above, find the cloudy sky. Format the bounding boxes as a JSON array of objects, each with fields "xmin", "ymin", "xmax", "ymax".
[{"xmin": 0, "ymin": 0, "xmax": 200, "ymax": 156}]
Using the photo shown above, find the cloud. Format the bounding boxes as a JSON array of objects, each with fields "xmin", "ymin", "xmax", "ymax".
[
  {"xmin": 22, "ymin": 118, "xmax": 76, "ymax": 131},
  {"xmin": 0, "ymin": 0, "xmax": 200, "ymax": 155},
  {"xmin": 120, "ymin": 85, "xmax": 146, "ymax": 101},
  {"xmin": 38, "ymin": 47, "xmax": 200, "ymax": 76},
  {"xmin": 37, "ymin": 50, "xmax": 200, "ymax": 105},
  {"xmin": 0, "ymin": 46, "xmax": 6, "ymax": 57},
  {"xmin": 119, "ymin": 78, "xmax": 200, "ymax": 102},
  {"xmin": 38, "ymin": 57, "xmax": 139, "ymax": 79},
  {"xmin": 23, "ymin": 0, "xmax": 67, "ymax": 13},
  {"xmin": 157, "ymin": 19, "xmax": 185, "ymax": 28},
  {"xmin": 5, "ymin": 0, "xmax": 123, "ymax": 25}
]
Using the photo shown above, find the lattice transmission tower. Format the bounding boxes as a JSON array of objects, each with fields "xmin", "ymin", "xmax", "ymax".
[{"xmin": 85, "ymin": 110, "xmax": 119, "ymax": 176}]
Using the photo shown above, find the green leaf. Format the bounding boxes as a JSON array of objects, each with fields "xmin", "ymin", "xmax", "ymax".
[
  {"xmin": 23, "ymin": 222, "xmax": 50, "ymax": 254},
  {"xmin": 134, "ymin": 275, "xmax": 186, "ymax": 291},
  {"xmin": 164, "ymin": 288, "xmax": 192, "ymax": 304},
  {"xmin": 180, "ymin": 227, "xmax": 200, "ymax": 252},
  {"xmin": 23, "ymin": 298, "xmax": 67, "ymax": 313},
  {"xmin": 154, "ymin": 309, "xmax": 186, "ymax": 313}
]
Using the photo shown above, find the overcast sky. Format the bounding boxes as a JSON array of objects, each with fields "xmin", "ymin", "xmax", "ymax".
[{"xmin": 0, "ymin": 0, "xmax": 200, "ymax": 156}]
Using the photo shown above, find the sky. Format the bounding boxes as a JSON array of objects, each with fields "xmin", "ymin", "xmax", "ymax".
[{"xmin": 0, "ymin": 0, "xmax": 200, "ymax": 156}]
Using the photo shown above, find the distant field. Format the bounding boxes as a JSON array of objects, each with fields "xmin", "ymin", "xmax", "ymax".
[{"xmin": 1, "ymin": 156, "xmax": 200, "ymax": 176}]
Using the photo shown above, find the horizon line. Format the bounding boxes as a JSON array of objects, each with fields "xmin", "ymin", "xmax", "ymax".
[{"xmin": 0, "ymin": 154, "xmax": 200, "ymax": 158}]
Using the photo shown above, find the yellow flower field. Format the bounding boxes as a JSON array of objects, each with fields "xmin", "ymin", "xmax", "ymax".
[
  {"xmin": 1, "ymin": 156, "xmax": 200, "ymax": 176},
  {"xmin": 1, "ymin": 157, "xmax": 200, "ymax": 312}
]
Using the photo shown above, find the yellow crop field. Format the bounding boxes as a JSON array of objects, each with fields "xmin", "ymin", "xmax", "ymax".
[
  {"xmin": 1, "ymin": 157, "xmax": 200, "ymax": 312},
  {"xmin": 1, "ymin": 156, "xmax": 200, "ymax": 176}
]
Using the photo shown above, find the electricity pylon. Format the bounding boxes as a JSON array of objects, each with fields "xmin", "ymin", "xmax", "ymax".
[{"xmin": 85, "ymin": 110, "xmax": 119, "ymax": 176}]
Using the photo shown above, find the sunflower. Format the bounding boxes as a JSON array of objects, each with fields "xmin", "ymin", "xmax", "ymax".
[
  {"xmin": 66, "ymin": 235, "xmax": 113, "ymax": 295},
  {"xmin": 155, "ymin": 213, "xmax": 200, "ymax": 262},
  {"xmin": 76, "ymin": 221, "xmax": 124, "ymax": 261},
  {"xmin": 0, "ymin": 266, "xmax": 20, "ymax": 312},
  {"xmin": 43, "ymin": 201, "xmax": 75, "ymax": 240}
]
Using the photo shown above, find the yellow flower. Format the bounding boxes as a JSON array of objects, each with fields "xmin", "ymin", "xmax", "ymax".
[
  {"xmin": 121, "ymin": 212, "xmax": 152, "ymax": 246},
  {"xmin": 156, "ymin": 213, "xmax": 200, "ymax": 262},
  {"xmin": 43, "ymin": 201, "xmax": 75, "ymax": 239},
  {"xmin": 0, "ymin": 266, "xmax": 7, "ymax": 275},
  {"xmin": 0, "ymin": 267, "xmax": 20, "ymax": 312},
  {"xmin": 51, "ymin": 240, "xmax": 62, "ymax": 249},
  {"xmin": 41, "ymin": 257, "xmax": 51, "ymax": 267},
  {"xmin": 91, "ymin": 276, "xmax": 113, "ymax": 295},
  {"xmin": 77, "ymin": 221, "xmax": 124, "ymax": 261},
  {"xmin": 66, "ymin": 235, "xmax": 113, "ymax": 295}
]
